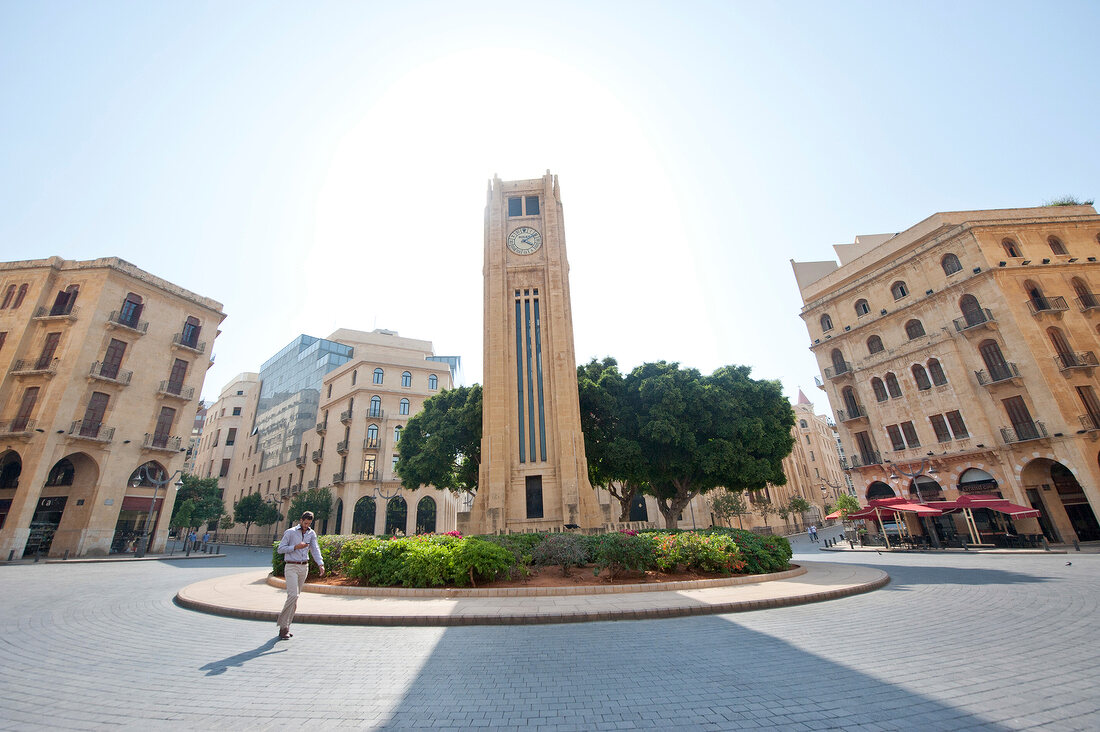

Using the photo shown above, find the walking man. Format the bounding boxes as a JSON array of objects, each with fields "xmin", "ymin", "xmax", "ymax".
[
  {"xmin": 276, "ymin": 511, "xmax": 324, "ymax": 640},
  {"xmin": 808, "ymin": 525, "xmax": 818, "ymax": 543}
]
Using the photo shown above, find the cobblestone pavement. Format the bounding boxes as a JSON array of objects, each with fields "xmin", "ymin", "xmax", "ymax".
[{"xmin": 2, "ymin": 533, "xmax": 1097, "ymax": 730}]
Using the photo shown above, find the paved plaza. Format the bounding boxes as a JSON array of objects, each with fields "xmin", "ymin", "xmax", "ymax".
[{"xmin": 2, "ymin": 532, "xmax": 1098, "ymax": 730}]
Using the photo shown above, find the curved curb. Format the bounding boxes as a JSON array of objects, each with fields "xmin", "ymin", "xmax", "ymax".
[
  {"xmin": 265, "ymin": 565, "xmax": 808, "ymax": 597},
  {"xmin": 175, "ymin": 562, "xmax": 890, "ymax": 627}
]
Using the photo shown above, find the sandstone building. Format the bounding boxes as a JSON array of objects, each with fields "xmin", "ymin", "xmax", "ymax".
[
  {"xmin": 473, "ymin": 173, "xmax": 603, "ymax": 534},
  {"xmin": 793, "ymin": 205, "xmax": 1100, "ymax": 543},
  {"xmin": 0, "ymin": 256, "xmax": 224, "ymax": 557}
]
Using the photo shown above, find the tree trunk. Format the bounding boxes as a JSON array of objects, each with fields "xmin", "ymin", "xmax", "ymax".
[{"xmin": 608, "ymin": 483, "xmax": 639, "ymax": 522}]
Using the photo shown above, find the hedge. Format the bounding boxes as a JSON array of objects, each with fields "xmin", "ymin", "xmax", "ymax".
[{"xmin": 272, "ymin": 528, "xmax": 792, "ymax": 588}]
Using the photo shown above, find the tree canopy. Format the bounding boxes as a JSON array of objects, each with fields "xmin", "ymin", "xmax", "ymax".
[
  {"xmin": 289, "ymin": 486, "xmax": 332, "ymax": 529},
  {"xmin": 170, "ymin": 474, "xmax": 225, "ymax": 531},
  {"xmin": 233, "ymin": 492, "xmax": 282, "ymax": 541},
  {"xmin": 834, "ymin": 492, "xmax": 861, "ymax": 517},
  {"xmin": 397, "ymin": 385, "xmax": 482, "ymax": 495},
  {"xmin": 578, "ymin": 358, "xmax": 646, "ymax": 521}
]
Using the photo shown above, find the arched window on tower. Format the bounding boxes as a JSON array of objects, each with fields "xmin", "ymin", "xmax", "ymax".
[
  {"xmin": 820, "ymin": 314, "xmax": 833, "ymax": 332},
  {"xmin": 905, "ymin": 319, "xmax": 925, "ymax": 339},
  {"xmin": 891, "ymin": 281, "xmax": 909, "ymax": 300},
  {"xmin": 1002, "ymin": 238, "xmax": 1021, "ymax": 258},
  {"xmin": 927, "ymin": 358, "xmax": 948, "ymax": 385},
  {"xmin": 1071, "ymin": 277, "xmax": 1099, "ymax": 310},
  {"xmin": 871, "ymin": 377, "xmax": 888, "ymax": 402},
  {"xmin": 1048, "ymin": 236, "xmax": 1068, "ymax": 255},
  {"xmin": 941, "ymin": 253, "xmax": 962, "ymax": 275},
  {"xmin": 0, "ymin": 284, "xmax": 14, "ymax": 309},
  {"xmin": 867, "ymin": 335, "xmax": 884, "ymax": 355},
  {"xmin": 12, "ymin": 284, "xmax": 28, "ymax": 309},
  {"xmin": 912, "ymin": 364, "xmax": 931, "ymax": 391},
  {"xmin": 373, "ymin": 368, "xmax": 384, "ymax": 384},
  {"xmin": 854, "ymin": 299, "xmax": 870, "ymax": 316},
  {"xmin": 884, "ymin": 372, "xmax": 902, "ymax": 398}
]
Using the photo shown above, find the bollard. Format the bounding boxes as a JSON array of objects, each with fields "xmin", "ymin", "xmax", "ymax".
[
  {"xmin": 848, "ymin": 539, "xmax": 854, "ymax": 550},
  {"xmin": 63, "ymin": 550, "xmax": 69, "ymax": 561},
  {"xmin": 1043, "ymin": 537, "xmax": 1050, "ymax": 551},
  {"xmin": 185, "ymin": 542, "xmax": 191, "ymax": 557},
  {"xmin": 7, "ymin": 550, "xmax": 13, "ymax": 562},
  {"xmin": 34, "ymin": 550, "xmax": 41, "ymax": 563},
  {"xmin": 961, "ymin": 539, "xmax": 968, "ymax": 551},
  {"xmin": 1074, "ymin": 539, "xmax": 1080, "ymax": 552},
  {"xmin": 216, "ymin": 545, "xmax": 221, "ymax": 555}
]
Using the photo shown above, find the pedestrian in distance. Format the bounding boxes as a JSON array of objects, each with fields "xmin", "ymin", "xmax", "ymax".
[
  {"xmin": 809, "ymin": 525, "xmax": 818, "ymax": 543},
  {"xmin": 276, "ymin": 510, "xmax": 325, "ymax": 640},
  {"xmin": 201, "ymin": 531, "xmax": 209, "ymax": 548}
]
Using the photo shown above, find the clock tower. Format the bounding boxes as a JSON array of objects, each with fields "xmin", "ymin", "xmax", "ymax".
[{"xmin": 472, "ymin": 172, "xmax": 604, "ymax": 534}]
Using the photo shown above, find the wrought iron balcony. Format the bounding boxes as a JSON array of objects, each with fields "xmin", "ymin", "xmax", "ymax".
[
  {"xmin": 1026, "ymin": 296, "xmax": 1069, "ymax": 316},
  {"xmin": 953, "ymin": 308, "xmax": 996, "ymax": 332},
  {"xmin": 843, "ymin": 451, "xmax": 882, "ymax": 469},
  {"xmin": 360, "ymin": 468, "xmax": 378, "ymax": 482},
  {"xmin": 291, "ymin": 483, "xmax": 303, "ymax": 494},
  {"xmin": 368, "ymin": 408, "xmax": 385, "ymax": 420},
  {"xmin": 1079, "ymin": 414, "xmax": 1100, "ymax": 432},
  {"xmin": 10, "ymin": 358, "xmax": 60, "ymax": 376},
  {"xmin": 0, "ymin": 419, "xmax": 36, "ymax": 436},
  {"xmin": 106, "ymin": 310, "xmax": 148, "ymax": 333},
  {"xmin": 33, "ymin": 305, "xmax": 80, "ymax": 320},
  {"xmin": 974, "ymin": 362, "xmax": 1020, "ymax": 386},
  {"xmin": 70, "ymin": 420, "xmax": 115, "ymax": 443},
  {"xmin": 307, "ymin": 479, "xmax": 318, "ymax": 490},
  {"xmin": 836, "ymin": 406, "xmax": 867, "ymax": 423},
  {"xmin": 142, "ymin": 433, "xmax": 180, "ymax": 451},
  {"xmin": 336, "ymin": 440, "xmax": 349, "ymax": 455},
  {"xmin": 1055, "ymin": 351, "xmax": 1099, "ymax": 371},
  {"xmin": 89, "ymin": 361, "xmax": 133, "ymax": 385},
  {"xmin": 295, "ymin": 455, "xmax": 307, "ymax": 469},
  {"xmin": 171, "ymin": 333, "xmax": 206, "ymax": 354},
  {"xmin": 340, "ymin": 409, "xmax": 353, "ymax": 424},
  {"xmin": 814, "ymin": 375, "xmax": 824, "ymax": 390},
  {"xmin": 157, "ymin": 380, "xmax": 195, "ymax": 400},
  {"xmin": 1001, "ymin": 421, "xmax": 1047, "ymax": 444},
  {"xmin": 316, "ymin": 421, "xmax": 327, "ymax": 434},
  {"xmin": 311, "ymin": 449, "xmax": 322, "ymax": 463},
  {"xmin": 363, "ymin": 437, "xmax": 380, "ymax": 450},
  {"xmin": 280, "ymin": 486, "xmax": 291, "ymax": 499},
  {"xmin": 332, "ymin": 471, "xmax": 346, "ymax": 484},
  {"xmin": 1075, "ymin": 293, "xmax": 1100, "ymax": 312},
  {"xmin": 823, "ymin": 361, "xmax": 852, "ymax": 380}
]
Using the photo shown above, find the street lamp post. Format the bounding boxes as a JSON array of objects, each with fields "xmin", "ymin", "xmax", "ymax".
[
  {"xmin": 132, "ymin": 465, "xmax": 184, "ymax": 558},
  {"xmin": 891, "ymin": 458, "xmax": 941, "ymax": 549}
]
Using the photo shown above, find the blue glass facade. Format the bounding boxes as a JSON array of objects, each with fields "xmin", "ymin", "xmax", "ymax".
[{"xmin": 255, "ymin": 335, "xmax": 353, "ymax": 471}]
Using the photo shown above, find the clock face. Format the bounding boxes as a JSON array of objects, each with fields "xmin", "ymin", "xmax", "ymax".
[{"xmin": 507, "ymin": 226, "xmax": 543, "ymax": 255}]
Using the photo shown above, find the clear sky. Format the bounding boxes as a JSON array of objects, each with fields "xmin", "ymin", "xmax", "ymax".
[{"xmin": 2, "ymin": 1, "xmax": 1097, "ymax": 404}]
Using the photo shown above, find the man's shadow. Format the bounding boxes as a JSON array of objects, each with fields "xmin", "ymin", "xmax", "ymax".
[{"xmin": 200, "ymin": 637, "xmax": 288, "ymax": 676}]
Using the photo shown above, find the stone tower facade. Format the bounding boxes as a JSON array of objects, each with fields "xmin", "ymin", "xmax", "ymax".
[{"xmin": 473, "ymin": 173, "xmax": 603, "ymax": 533}]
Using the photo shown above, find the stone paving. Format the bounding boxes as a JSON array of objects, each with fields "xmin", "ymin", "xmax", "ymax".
[{"xmin": 2, "ymin": 531, "xmax": 1098, "ymax": 730}]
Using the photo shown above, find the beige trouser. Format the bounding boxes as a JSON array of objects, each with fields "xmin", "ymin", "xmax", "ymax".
[{"xmin": 278, "ymin": 562, "xmax": 309, "ymax": 631}]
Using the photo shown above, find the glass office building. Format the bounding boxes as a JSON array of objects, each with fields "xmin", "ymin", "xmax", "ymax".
[{"xmin": 255, "ymin": 335, "xmax": 353, "ymax": 471}]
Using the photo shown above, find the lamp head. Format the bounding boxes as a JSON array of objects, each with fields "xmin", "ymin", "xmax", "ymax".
[{"xmin": 175, "ymin": 479, "xmax": 184, "ymax": 488}]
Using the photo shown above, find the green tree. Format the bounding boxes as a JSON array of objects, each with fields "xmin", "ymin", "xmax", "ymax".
[
  {"xmin": 289, "ymin": 487, "xmax": 332, "ymax": 531},
  {"xmin": 834, "ymin": 492, "xmax": 861, "ymax": 518},
  {"xmin": 255, "ymin": 501, "xmax": 283, "ymax": 535},
  {"xmin": 397, "ymin": 385, "xmax": 482, "ymax": 496},
  {"xmin": 169, "ymin": 499, "xmax": 194, "ymax": 532},
  {"xmin": 776, "ymin": 501, "xmax": 791, "ymax": 531},
  {"xmin": 787, "ymin": 496, "xmax": 812, "ymax": 531},
  {"xmin": 755, "ymin": 497, "xmax": 777, "ymax": 528},
  {"xmin": 578, "ymin": 358, "xmax": 646, "ymax": 521},
  {"xmin": 170, "ymin": 474, "xmax": 225, "ymax": 531},
  {"xmin": 233, "ymin": 493, "xmax": 268, "ymax": 542},
  {"xmin": 710, "ymin": 489, "xmax": 749, "ymax": 529},
  {"xmin": 625, "ymin": 362, "xmax": 795, "ymax": 529}
]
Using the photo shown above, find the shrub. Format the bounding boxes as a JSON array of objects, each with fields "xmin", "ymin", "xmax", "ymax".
[
  {"xmin": 654, "ymin": 532, "xmax": 745, "ymax": 574},
  {"xmin": 531, "ymin": 533, "xmax": 588, "ymax": 576},
  {"xmin": 591, "ymin": 532, "xmax": 656, "ymax": 579},
  {"xmin": 709, "ymin": 528, "xmax": 792, "ymax": 574},
  {"xmin": 449, "ymin": 537, "xmax": 515, "ymax": 587},
  {"xmin": 348, "ymin": 537, "xmax": 409, "ymax": 586}
]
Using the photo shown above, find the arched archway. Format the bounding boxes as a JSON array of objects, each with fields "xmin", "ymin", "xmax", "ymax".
[
  {"xmin": 415, "ymin": 496, "xmax": 436, "ymax": 534},
  {"xmin": 958, "ymin": 468, "xmax": 999, "ymax": 496},
  {"xmin": 385, "ymin": 496, "xmax": 407, "ymax": 535},
  {"xmin": 111, "ymin": 460, "xmax": 169, "ymax": 555},
  {"xmin": 866, "ymin": 481, "xmax": 895, "ymax": 500},
  {"xmin": 909, "ymin": 476, "xmax": 943, "ymax": 502},
  {"xmin": 333, "ymin": 498, "xmax": 344, "ymax": 535},
  {"xmin": 1021, "ymin": 458, "xmax": 1100, "ymax": 542},
  {"xmin": 352, "ymin": 496, "xmax": 376, "ymax": 534},
  {"xmin": 0, "ymin": 450, "xmax": 22, "ymax": 531},
  {"xmin": 29, "ymin": 452, "xmax": 100, "ymax": 557}
]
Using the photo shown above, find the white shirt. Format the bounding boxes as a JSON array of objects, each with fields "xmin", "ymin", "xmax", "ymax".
[{"xmin": 277, "ymin": 524, "xmax": 323, "ymax": 566}]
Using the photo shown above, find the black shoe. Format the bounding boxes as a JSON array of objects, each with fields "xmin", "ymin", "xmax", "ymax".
[{"xmin": 279, "ymin": 628, "xmax": 293, "ymax": 640}]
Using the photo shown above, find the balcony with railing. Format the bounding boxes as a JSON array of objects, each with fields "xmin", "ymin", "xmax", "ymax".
[
  {"xmin": 823, "ymin": 361, "xmax": 852, "ymax": 380},
  {"xmin": 1026, "ymin": 295, "xmax": 1069, "ymax": 316},
  {"xmin": 953, "ymin": 308, "xmax": 996, "ymax": 333},
  {"xmin": 1001, "ymin": 421, "xmax": 1047, "ymax": 444},
  {"xmin": 363, "ymin": 437, "xmax": 380, "ymax": 450},
  {"xmin": 316, "ymin": 421, "xmax": 327, "ymax": 434},
  {"xmin": 311, "ymin": 449, "xmax": 322, "ymax": 463},
  {"xmin": 295, "ymin": 455, "xmax": 307, "ymax": 469},
  {"xmin": 368, "ymin": 408, "xmax": 385, "ymax": 420},
  {"xmin": 142, "ymin": 433, "xmax": 181, "ymax": 451},
  {"xmin": 291, "ymin": 483, "xmax": 303, "ymax": 495},
  {"xmin": 106, "ymin": 310, "xmax": 149, "ymax": 334},
  {"xmin": 307, "ymin": 479, "xmax": 318, "ymax": 490},
  {"xmin": 157, "ymin": 380, "xmax": 195, "ymax": 400},
  {"xmin": 89, "ymin": 361, "xmax": 133, "ymax": 385},
  {"xmin": 836, "ymin": 405, "xmax": 867, "ymax": 423},
  {"xmin": 332, "ymin": 471, "xmax": 346, "ymax": 484},
  {"xmin": 842, "ymin": 451, "xmax": 882, "ymax": 469},
  {"xmin": 814, "ymin": 375, "xmax": 825, "ymax": 390},
  {"xmin": 336, "ymin": 440, "xmax": 349, "ymax": 455},
  {"xmin": 69, "ymin": 420, "xmax": 115, "ymax": 443},
  {"xmin": 1075, "ymin": 293, "xmax": 1100, "ymax": 312},
  {"xmin": 1079, "ymin": 414, "xmax": 1100, "ymax": 432},
  {"xmin": 10, "ymin": 358, "xmax": 60, "ymax": 377},
  {"xmin": 33, "ymin": 305, "xmax": 80, "ymax": 321},
  {"xmin": 0, "ymin": 418, "xmax": 36, "ymax": 436},
  {"xmin": 171, "ymin": 333, "xmax": 207, "ymax": 354},
  {"xmin": 974, "ymin": 362, "xmax": 1020, "ymax": 386},
  {"xmin": 280, "ymin": 486, "xmax": 291, "ymax": 499},
  {"xmin": 1055, "ymin": 351, "xmax": 1099, "ymax": 371},
  {"xmin": 360, "ymin": 468, "xmax": 378, "ymax": 482},
  {"xmin": 340, "ymin": 409, "xmax": 353, "ymax": 425}
]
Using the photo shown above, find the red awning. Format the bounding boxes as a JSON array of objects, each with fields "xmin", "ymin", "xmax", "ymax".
[
  {"xmin": 963, "ymin": 499, "xmax": 1040, "ymax": 518},
  {"xmin": 845, "ymin": 502, "xmax": 943, "ymax": 520},
  {"xmin": 825, "ymin": 510, "xmax": 844, "ymax": 520}
]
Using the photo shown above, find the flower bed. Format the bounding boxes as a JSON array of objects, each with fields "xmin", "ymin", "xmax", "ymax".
[{"xmin": 272, "ymin": 528, "xmax": 792, "ymax": 588}]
